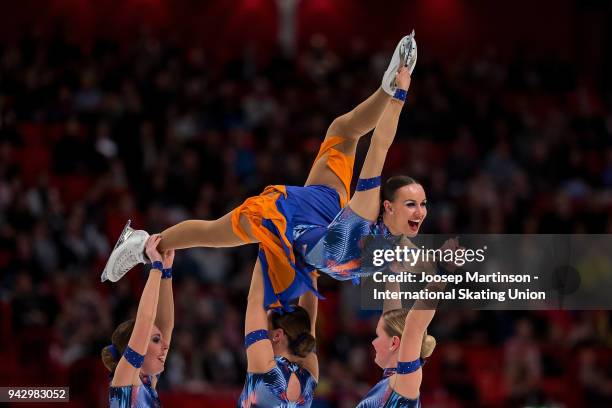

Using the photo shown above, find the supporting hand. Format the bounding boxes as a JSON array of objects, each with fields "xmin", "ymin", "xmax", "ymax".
[
  {"xmin": 396, "ymin": 66, "xmax": 411, "ymax": 91},
  {"xmin": 145, "ymin": 235, "xmax": 163, "ymax": 264}
]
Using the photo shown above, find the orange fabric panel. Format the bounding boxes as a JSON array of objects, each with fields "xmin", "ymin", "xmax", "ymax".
[
  {"xmin": 231, "ymin": 185, "xmax": 296, "ymax": 294},
  {"xmin": 314, "ymin": 136, "xmax": 355, "ymax": 207}
]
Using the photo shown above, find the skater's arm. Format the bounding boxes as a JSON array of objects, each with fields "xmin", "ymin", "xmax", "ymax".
[
  {"xmin": 383, "ymin": 237, "xmax": 411, "ymax": 312},
  {"xmin": 392, "ymin": 239, "xmax": 453, "ymax": 400},
  {"xmin": 244, "ymin": 261, "xmax": 276, "ymax": 373},
  {"xmin": 298, "ymin": 273, "xmax": 320, "ymax": 380},
  {"xmin": 155, "ymin": 250, "xmax": 175, "ymax": 348},
  {"xmin": 348, "ymin": 68, "xmax": 411, "ymax": 221},
  {"xmin": 392, "ymin": 305, "xmax": 436, "ymax": 399},
  {"xmin": 383, "ymin": 279, "xmax": 402, "ymax": 312},
  {"xmin": 298, "ymin": 273, "xmax": 319, "ymax": 338},
  {"xmin": 112, "ymin": 235, "xmax": 163, "ymax": 387},
  {"xmin": 363, "ymin": 67, "xmax": 410, "ymax": 176}
]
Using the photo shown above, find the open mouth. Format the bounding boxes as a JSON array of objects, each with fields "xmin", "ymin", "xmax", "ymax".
[
  {"xmin": 158, "ymin": 357, "xmax": 165, "ymax": 364},
  {"xmin": 408, "ymin": 220, "xmax": 420, "ymax": 232}
]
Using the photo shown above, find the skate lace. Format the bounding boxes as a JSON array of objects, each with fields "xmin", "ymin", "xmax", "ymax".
[
  {"xmin": 115, "ymin": 247, "xmax": 140, "ymax": 276},
  {"xmin": 113, "ymin": 234, "xmax": 144, "ymax": 277}
]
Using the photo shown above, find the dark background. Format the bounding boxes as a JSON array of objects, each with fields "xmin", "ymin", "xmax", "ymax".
[{"xmin": 1, "ymin": 0, "xmax": 611, "ymax": 406}]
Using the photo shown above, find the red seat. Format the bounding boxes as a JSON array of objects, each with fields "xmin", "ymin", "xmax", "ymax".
[
  {"xmin": 14, "ymin": 146, "xmax": 51, "ymax": 185},
  {"xmin": 464, "ymin": 346, "xmax": 505, "ymax": 404},
  {"xmin": 54, "ymin": 174, "xmax": 92, "ymax": 204},
  {"xmin": 17, "ymin": 123, "xmax": 45, "ymax": 146},
  {"xmin": 160, "ymin": 388, "xmax": 240, "ymax": 408}
]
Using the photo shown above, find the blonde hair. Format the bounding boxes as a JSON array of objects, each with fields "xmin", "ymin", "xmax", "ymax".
[{"xmin": 381, "ymin": 309, "xmax": 436, "ymax": 359}]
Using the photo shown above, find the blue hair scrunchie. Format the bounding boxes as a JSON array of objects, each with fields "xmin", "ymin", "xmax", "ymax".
[{"xmin": 108, "ymin": 344, "xmax": 120, "ymax": 362}]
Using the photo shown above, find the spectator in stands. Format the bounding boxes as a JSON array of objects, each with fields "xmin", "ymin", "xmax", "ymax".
[{"xmin": 504, "ymin": 318, "xmax": 543, "ymax": 405}]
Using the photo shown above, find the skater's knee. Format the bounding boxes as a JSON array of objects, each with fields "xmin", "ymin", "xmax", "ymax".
[{"xmin": 327, "ymin": 114, "xmax": 360, "ymax": 140}]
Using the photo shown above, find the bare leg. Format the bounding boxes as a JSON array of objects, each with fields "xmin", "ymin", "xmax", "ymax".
[
  {"xmin": 158, "ymin": 211, "xmax": 257, "ymax": 252},
  {"xmin": 325, "ymin": 88, "xmax": 392, "ymax": 142},
  {"xmin": 305, "ymin": 88, "xmax": 391, "ymax": 203},
  {"xmin": 156, "ymin": 89, "xmax": 395, "ymax": 252}
]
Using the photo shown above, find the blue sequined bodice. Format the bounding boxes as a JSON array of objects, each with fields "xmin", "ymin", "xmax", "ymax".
[
  {"xmin": 304, "ymin": 207, "xmax": 400, "ymax": 283},
  {"xmin": 108, "ymin": 373, "xmax": 161, "ymax": 408},
  {"xmin": 356, "ymin": 368, "xmax": 420, "ymax": 408},
  {"xmin": 238, "ymin": 356, "xmax": 317, "ymax": 408}
]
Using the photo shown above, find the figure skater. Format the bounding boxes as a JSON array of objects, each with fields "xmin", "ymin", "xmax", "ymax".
[
  {"xmin": 238, "ymin": 260, "xmax": 319, "ymax": 407},
  {"xmin": 102, "ymin": 33, "xmax": 418, "ymax": 311},
  {"xmin": 357, "ymin": 238, "xmax": 458, "ymax": 407},
  {"xmin": 357, "ymin": 303, "xmax": 439, "ymax": 407},
  {"xmin": 101, "ymin": 235, "xmax": 175, "ymax": 408}
]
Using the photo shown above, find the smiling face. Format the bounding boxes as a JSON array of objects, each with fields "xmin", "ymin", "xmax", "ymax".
[
  {"xmin": 371, "ymin": 318, "xmax": 400, "ymax": 369},
  {"xmin": 383, "ymin": 183, "xmax": 427, "ymax": 237},
  {"xmin": 141, "ymin": 325, "xmax": 169, "ymax": 376}
]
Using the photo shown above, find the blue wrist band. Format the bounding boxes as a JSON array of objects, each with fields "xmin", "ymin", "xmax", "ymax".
[
  {"xmin": 397, "ymin": 358, "xmax": 423, "ymax": 374},
  {"xmin": 356, "ymin": 176, "xmax": 382, "ymax": 191},
  {"xmin": 123, "ymin": 345, "xmax": 145, "ymax": 368},
  {"xmin": 151, "ymin": 261, "xmax": 163, "ymax": 272},
  {"xmin": 161, "ymin": 268, "xmax": 172, "ymax": 279},
  {"xmin": 393, "ymin": 88, "xmax": 407, "ymax": 102},
  {"xmin": 245, "ymin": 329, "xmax": 269, "ymax": 348}
]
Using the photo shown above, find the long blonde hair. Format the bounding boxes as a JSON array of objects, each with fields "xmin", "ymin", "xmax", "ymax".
[{"xmin": 381, "ymin": 309, "xmax": 436, "ymax": 358}]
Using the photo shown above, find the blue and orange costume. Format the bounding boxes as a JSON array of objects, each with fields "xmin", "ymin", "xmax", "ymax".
[
  {"xmin": 231, "ymin": 136, "xmax": 392, "ymax": 311},
  {"xmin": 238, "ymin": 356, "xmax": 317, "ymax": 408},
  {"xmin": 109, "ymin": 373, "xmax": 161, "ymax": 408},
  {"xmin": 356, "ymin": 365, "xmax": 421, "ymax": 408},
  {"xmin": 231, "ymin": 136, "xmax": 356, "ymax": 310}
]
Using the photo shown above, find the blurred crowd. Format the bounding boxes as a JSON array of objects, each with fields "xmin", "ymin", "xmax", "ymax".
[{"xmin": 1, "ymin": 29, "xmax": 612, "ymax": 407}]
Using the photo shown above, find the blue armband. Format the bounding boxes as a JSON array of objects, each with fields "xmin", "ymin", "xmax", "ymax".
[
  {"xmin": 356, "ymin": 176, "xmax": 382, "ymax": 191},
  {"xmin": 245, "ymin": 329, "xmax": 269, "ymax": 348},
  {"xmin": 161, "ymin": 268, "xmax": 172, "ymax": 279},
  {"xmin": 397, "ymin": 358, "xmax": 424, "ymax": 374},
  {"xmin": 123, "ymin": 345, "xmax": 145, "ymax": 368},
  {"xmin": 393, "ymin": 88, "xmax": 407, "ymax": 102},
  {"xmin": 151, "ymin": 261, "xmax": 163, "ymax": 272}
]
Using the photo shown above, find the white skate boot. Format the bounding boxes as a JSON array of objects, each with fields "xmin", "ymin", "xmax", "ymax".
[
  {"xmin": 101, "ymin": 220, "xmax": 150, "ymax": 282},
  {"xmin": 381, "ymin": 30, "xmax": 417, "ymax": 96}
]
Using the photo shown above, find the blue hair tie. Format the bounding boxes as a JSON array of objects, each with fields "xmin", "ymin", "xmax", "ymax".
[
  {"xmin": 356, "ymin": 176, "xmax": 381, "ymax": 191},
  {"xmin": 270, "ymin": 306, "xmax": 289, "ymax": 316},
  {"xmin": 108, "ymin": 344, "xmax": 120, "ymax": 362}
]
